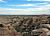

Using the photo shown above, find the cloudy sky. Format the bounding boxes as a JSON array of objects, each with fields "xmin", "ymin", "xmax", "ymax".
[{"xmin": 0, "ymin": 0, "xmax": 50, "ymax": 15}]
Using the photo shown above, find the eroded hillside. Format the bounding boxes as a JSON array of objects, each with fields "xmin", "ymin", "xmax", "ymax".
[{"xmin": 0, "ymin": 15, "xmax": 50, "ymax": 36}]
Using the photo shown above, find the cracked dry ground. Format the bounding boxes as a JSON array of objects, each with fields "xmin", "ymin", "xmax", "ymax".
[{"xmin": 0, "ymin": 15, "xmax": 50, "ymax": 36}]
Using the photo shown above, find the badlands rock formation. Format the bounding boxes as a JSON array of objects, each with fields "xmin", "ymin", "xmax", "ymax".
[{"xmin": 0, "ymin": 15, "xmax": 50, "ymax": 36}]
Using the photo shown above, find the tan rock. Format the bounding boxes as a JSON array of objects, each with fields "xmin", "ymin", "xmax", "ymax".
[{"xmin": 47, "ymin": 31, "xmax": 50, "ymax": 36}]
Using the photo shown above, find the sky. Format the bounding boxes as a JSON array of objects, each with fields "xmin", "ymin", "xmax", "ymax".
[{"xmin": 0, "ymin": 0, "xmax": 50, "ymax": 15}]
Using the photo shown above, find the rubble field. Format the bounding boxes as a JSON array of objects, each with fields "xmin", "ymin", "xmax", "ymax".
[{"xmin": 0, "ymin": 15, "xmax": 50, "ymax": 36}]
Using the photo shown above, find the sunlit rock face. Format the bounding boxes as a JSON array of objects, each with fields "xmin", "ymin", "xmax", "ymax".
[{"xmin": 0, "ymin": 15, "xmax": 50, "ymax": 36}]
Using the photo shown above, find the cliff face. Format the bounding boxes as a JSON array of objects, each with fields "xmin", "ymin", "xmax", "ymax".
[{"xmin": 0, "ymin": 15, "xmax": 50, "ymax": 36}]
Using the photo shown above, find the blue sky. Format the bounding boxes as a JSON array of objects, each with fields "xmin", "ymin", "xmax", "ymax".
[{"xmin": 0, "ymin": 0, "xmax": 50, "ymax": 15}]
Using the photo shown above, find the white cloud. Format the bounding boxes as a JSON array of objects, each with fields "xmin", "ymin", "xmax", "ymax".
[
  {"xmin": 18, "ymin": 4, "xmax": 33, "ymax": 6},
  {"xmin": 27, "ymin": 0, "xmax": 31, "ymax": 1},
  {"xmin": 42, "ymin": 0, "xmax": 50, "ymax": 1},
  {"xmin": 9, "ymin": 4, "xmax": 34, "ymax": 6},
  {"xmin": 27, "ymin": 0, "xmax": 50, "ymax": 1},
  {"xmin": 38, "ymin": 4, "xmax": 50, "ymax": 9},
  {"xmin": 8, "ymin": 2, "xmax": 48, "ymax": 7},
  {"xmin": 0, "ymin": 6, "xmax": 50, "ymax": 15},
  {"xmin": 0, "ymin": 4, "xmax": 50, "ymax": 15},
  {"xmin": 0, "ymin": 0, "xmax": 5, "ymax": 2}
]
